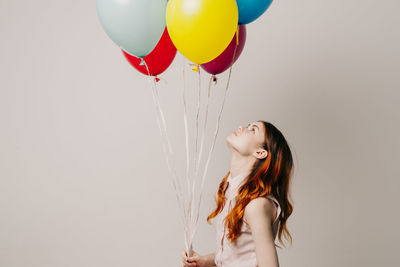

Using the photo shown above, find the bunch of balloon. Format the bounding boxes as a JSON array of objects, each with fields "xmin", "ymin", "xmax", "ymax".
[{"xmin": 96, "ymin": 0, "xmax": 275, "ymax": 262}]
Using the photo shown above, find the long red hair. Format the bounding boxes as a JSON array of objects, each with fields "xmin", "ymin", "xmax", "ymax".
[{"xmin": 207, "ymin": 120, "xmax": 294, "ymax": 248}]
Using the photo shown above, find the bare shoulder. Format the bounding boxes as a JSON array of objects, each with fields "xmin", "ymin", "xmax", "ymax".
[{"xmin": 243, "ymin": 197, "xmax": 275, "ymax": 225}]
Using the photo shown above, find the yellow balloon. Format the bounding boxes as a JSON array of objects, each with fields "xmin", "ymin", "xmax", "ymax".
[{"xmin": 166, "ymin": 0, "xmax": 238, "ymax": 65}]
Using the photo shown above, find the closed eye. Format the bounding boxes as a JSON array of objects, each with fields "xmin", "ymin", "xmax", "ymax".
[{"xmin": 247, "ymin": 124, "xmax": 256, "ymax": 133}]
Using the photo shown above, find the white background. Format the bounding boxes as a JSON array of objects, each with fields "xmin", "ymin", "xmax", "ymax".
[{"xmin": 0, "ymin": 0, "xmax": 399, "ymax": 266}]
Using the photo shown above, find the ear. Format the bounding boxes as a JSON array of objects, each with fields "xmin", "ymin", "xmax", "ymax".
[{"xmin": 253, "ymin": 148, "xmax": 268, "ymax": 160}]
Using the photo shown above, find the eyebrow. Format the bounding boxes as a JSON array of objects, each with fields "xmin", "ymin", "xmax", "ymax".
[{"xmin": 247, "ymin": 123, "xmax": 259, "ymax": 131}]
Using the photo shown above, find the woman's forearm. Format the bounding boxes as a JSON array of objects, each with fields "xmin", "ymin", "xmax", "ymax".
[{"xmin": 203, "ymin": 252, "xmax": 216, "ymax": 267}]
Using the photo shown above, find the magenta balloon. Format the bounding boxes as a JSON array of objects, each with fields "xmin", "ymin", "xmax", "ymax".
[{"xmin": 200, "ymin": 25, "xmax": 247, "ymax": 75}]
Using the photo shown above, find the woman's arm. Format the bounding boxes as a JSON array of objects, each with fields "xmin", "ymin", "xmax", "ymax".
[
  {"xmin": 244, "ymin": 198, "xmax": 280, "ymax": 267},
  {"xmin": 202, "ymin": 252, "xmax": 216, "ymax": 267}
]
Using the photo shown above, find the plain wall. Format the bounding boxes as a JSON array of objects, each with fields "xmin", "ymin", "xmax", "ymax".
[{"xmin": 0, "ymin": 0, "xmax": 399, "ymax": 266}]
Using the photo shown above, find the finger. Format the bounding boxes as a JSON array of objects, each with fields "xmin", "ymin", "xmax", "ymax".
[
  {"xmin": 182, "ymin": 262, "xmax": 195, "ymax": 267},
  {"xmin": 182, "ymin": 259, "xmax": 197, "ymax": 267},
  {"xmin": 188, "ymin": 256, "xmax": 199, "ymax": 262},
  {"xmin": 181, "ymin": 250, "xmax": 187, "ymax": 260}
]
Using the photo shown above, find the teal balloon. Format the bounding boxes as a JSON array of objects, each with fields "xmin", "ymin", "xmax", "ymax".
[
  {"xmin": 96, "ymin": 0, "xmax": 167, "ymax": 58},
  {"xmin": 236, "ymin": 0, "xmax": 273, "ymax": 24}
]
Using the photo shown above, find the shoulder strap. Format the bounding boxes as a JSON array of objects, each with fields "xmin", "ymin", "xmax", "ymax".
[{"xmin": 266, "ymin": 195, "xmax": 281, "ymax": 222}]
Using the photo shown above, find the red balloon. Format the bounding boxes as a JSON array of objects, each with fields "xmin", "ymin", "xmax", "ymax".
[
  {"xmin": 200, "ymin": 25, "xmax": 246, "ymax": 75},
  {"xmin": 122, "ymin": 26, "xmax": 177, "ymax": 76}
]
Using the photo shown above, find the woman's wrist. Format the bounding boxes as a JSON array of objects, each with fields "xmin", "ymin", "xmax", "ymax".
[{"xmin": 203, "ymin": 252, "xmax": 216, "ymax": 267}]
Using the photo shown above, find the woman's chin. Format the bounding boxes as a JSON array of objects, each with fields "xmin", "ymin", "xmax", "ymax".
[{"xmin": 226, "ymin": 135, "xmax": 235, "ymax": 147}]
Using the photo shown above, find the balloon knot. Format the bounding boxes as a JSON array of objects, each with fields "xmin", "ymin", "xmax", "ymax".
[
  {"xmin": 192, "ymin": 65, "xmax": 199, "ymax": 72},
  {"xmin": 212, "ymin": 75, "xmax": 218, "ymax": 84},
  {"xmin": 155, "ymin": 77, "xmax": 160, "ymax": 82}
]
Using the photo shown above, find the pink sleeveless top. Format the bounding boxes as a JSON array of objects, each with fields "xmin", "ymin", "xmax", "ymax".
[{"xmin": 213, "ymin": 172, "xmax": 281, "ymax": 267}]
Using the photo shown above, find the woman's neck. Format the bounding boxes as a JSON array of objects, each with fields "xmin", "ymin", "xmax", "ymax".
[{"xmin": 229, "ymin": 152, "xmax": 256, "ymax": 178}]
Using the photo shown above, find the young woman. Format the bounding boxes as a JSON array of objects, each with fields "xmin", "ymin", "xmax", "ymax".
[{"xmin": 181, "ymin": 120, "xmax": 294, "ymax": 267}]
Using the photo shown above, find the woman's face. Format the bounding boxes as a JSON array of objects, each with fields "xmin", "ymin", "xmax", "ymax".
[{"xmin": 226, "ymin": 121, "xmax": 268, "ymax": 159}]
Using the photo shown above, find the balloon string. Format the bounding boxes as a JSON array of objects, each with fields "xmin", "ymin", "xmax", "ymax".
[
  {"xmin": 145, "ymin": 64, "xmax": 184, "ymax": 205},
  {"xmin": 190, "ymin": 64, "xmax": 202, "ymax": 241},
  {"xmin": 142, "ymin": 60, "xmax": 187, "ymax": 243},
  {"xmin": 150, "ymin": 63, "xmax": 191, "ymax": 252},
  {"xmin": 181, "ymin": 55, "xmax": 193, "ymax": 256},
  {"xmin": 194, "ymin": 75, "xmax": 212, "ymax": 196},
  {"xmin": 194, "ymin": 66, "xmax": 201, "ymax": 174},
  {"xmin": 190, "ymin": 74, "xmax": 213, "ymax": 241},
  {"xmin": 192, "ymin": 27, "xmax": 239, "ymax": 234},
  {"xmin": 144, "ymin": 23, "xmax": 238, "ymax": 254}
]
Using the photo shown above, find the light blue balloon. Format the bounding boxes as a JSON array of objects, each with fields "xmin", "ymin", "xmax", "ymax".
[
  {"xmin": 96, "ymin": 0, "xmax": 167, "ymax": 58},
  {"xmin": 236, "ymin": 0, "xmax": 273, "ymax": 25}
]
